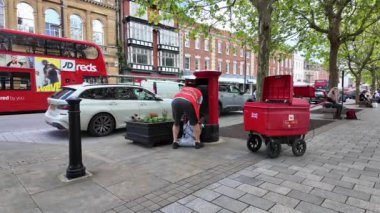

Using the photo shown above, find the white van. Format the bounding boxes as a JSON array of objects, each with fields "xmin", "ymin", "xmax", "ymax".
[{"xmin": 140, "ymin": 80, "xmax": 184, "ymax": 99}]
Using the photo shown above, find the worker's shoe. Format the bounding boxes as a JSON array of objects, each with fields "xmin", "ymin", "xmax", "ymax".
[
  {"xmin": 172, "ymin": 142, "xmax": 179, "ymax": 149},
  {"xmin": 195, "ymin": 142, "xmax": 204, "ymax": 149}
]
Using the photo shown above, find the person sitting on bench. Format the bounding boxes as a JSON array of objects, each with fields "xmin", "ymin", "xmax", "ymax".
[
  {"xmin": 327, "ymin": 87, "xmax": 343, "ymax": 119},
  {"xmin": 359, "ymin": 90, "xmax": 373, "ymax": 107}
]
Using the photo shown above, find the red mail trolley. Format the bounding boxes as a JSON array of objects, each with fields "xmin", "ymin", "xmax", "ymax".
[{"xmin": 243, "ymin": 75, "xmax": 310, "ymax": 158}]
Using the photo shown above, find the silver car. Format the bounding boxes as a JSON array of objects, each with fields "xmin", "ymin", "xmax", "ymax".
[{"xmin": 218, "ymin": 84, "xmax": 253, "ymax": 114}]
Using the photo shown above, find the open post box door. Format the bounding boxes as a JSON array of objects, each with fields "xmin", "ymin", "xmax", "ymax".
[{"xmin": 185, "ymin": 71, "xmax": 221, "ymax": 142}]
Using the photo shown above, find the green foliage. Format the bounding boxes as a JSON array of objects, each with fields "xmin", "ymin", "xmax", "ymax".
[
  {"xmin": 294, "ymin": 0, "xmax": 380, "ymax": 87},
  {"xmin": 131, "ymin": 111, "xmax": 173, "ymax": 123},
  {"xmin": 340, "ymin": 21, "xmax": 380, "ymax": 90}
]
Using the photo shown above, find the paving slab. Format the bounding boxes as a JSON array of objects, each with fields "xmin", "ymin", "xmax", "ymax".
[
  {"xmin": 3, "ymin": 107, "xmax": 380, "ymax": 212},
  {"xmin": 32, "ymin": 181, "xmax": 123, "ymax": 213}
]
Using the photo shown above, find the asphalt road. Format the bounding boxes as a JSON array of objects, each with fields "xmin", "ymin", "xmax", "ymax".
[{"xmin": 0, "ymin": 112, "xmax": 52, "ymax": 133}]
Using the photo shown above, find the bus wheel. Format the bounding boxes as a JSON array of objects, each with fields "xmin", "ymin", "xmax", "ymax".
[{"xmin": 88, "ymin": 113, "xmax": 115, "ymax": 137}]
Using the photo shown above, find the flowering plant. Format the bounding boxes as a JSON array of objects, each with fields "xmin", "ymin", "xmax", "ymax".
[{"xmin": 130, "ymin": 110, "xmax": 173, "ymax": 123}]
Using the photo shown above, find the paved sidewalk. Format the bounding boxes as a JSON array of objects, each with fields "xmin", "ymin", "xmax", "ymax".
[{"xmin": 1, "ymin": 106, "xmax": 380, "ymax": 213}]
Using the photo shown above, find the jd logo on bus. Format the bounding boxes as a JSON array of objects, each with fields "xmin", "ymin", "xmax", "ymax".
[
  {"xmin": 61, "ymin": 59, "xmax": 76, "ymax": 72},
  {"xmin": 77, "ymin": 64, "xmax": 97, "ymax": 72},
  {"xmin": 63, "ymin": 61, "xmax": 74, "ymax": 69}
]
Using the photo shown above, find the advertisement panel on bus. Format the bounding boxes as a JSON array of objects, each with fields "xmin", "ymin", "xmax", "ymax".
[{"xmin": 0, "ymin": 54, "xmax": 102, "ymax": 93}]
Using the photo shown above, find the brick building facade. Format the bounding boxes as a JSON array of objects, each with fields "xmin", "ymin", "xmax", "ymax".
[
  {"xmin": 0, "ymin": 0, "xmax": 118, "ymax": 76},
  {"xmin": 304, "ymin": 62, "xmax": 329, "ymax": 84},
  {"xmin": 120, "ymin": 0, "xmax": 180, "ymax": 80},
  {"xmin": 180, "ymin": 28, "xmax": 256, "ymax": 82}
]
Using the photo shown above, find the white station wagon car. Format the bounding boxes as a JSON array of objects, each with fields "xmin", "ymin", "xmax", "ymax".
[{"xmin": 45, "ymin": 84, "xmax": 172, "ymax": 136}]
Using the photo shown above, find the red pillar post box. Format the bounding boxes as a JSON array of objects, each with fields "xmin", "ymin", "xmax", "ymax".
[{"xmin": 186, "ymin": 71, "xmax": 221, "ymax": 142}]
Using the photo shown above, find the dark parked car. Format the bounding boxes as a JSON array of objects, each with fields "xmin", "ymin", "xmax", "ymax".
[{"xmin": 346, "ymin": 90, "xmax": 356, "ymax": 99}]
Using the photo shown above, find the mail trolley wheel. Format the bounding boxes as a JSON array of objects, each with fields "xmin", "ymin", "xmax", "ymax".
[
  {"xmin": 292, "ymin": 138, "xmax": 306, "ymax": 156},
  {"xmin": 247, "ymin": 133, "xmax": 262, "ymax": 152},
  {"xmin": 266, "ymin": 139, "xmax": 281, "ymax": 158}
]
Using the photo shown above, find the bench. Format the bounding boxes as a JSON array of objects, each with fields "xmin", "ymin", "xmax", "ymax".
[
  {"xmin": 359, "ymin": 101, "xmax": 372, "ymax": 108},
  {"xmin": 322, "ymin": 102, "xmax": 337, "ymax": 113}
]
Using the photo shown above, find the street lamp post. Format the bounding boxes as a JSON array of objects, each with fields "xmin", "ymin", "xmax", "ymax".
[
  {"xmin": 243, "ymin": 47, "xmax": 247, "ymax": 92},
  {"xmin": 60, "ymin": 0, "xmax": 65, "ymax": 37},
  {"xmin": 341, "ymin": 69, "xmax": 345, "ymax": 110}
]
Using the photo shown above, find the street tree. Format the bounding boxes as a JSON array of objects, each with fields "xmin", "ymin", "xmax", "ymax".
[
  {"xmin": 340, "ymin": 30, "xmax": 379, "ymax": 103},
  {"xmin": 294, "ymin": 0, "xmax": 380, "ymax": 89},
  {"xmin": 135, "ymin": 0, "xmax": 298, "ymax": 101}
]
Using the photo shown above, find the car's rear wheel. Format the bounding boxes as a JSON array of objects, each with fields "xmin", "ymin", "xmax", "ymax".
[{"xmin": 88, "ymin": 113, "xmax": 115, "ymax": 137}]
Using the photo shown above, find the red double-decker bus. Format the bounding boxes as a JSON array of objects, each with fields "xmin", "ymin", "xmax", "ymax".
[{"xmin": 0, "ymin": 29, "xmax": 108, "ymax": 113}]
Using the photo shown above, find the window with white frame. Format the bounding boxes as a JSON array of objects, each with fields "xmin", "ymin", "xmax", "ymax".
[
  {"xmin": 130, "ymin": 1, "xmax": 147, "ymax": 20},
  {"xmin": 70, "ymin": 15, "xmax": 83, "ymax": 40},
  {"xmin": 159, "ymin": 29, "xmax": 179, "ymax": 46},
  {"xmin": 218, "ymin": 40, "xmax": 222, "ymax": 53},
  {"xmin": 218, "ymin": 60, "xmax": 222, "ymax": 72},
  {"xmin": 195, "ymin": 58, "xmax": 200, "ymax": 70},
  {"xmin": 0, "ymin": 0, "xmax": 4, "ymax": 28},
  {"xmin": 129, "ymin": 22, "xmax": 152, "ymax": 42},
  {"xmin": 205, "ymin": 59, "xmax": 209, "ymax": 70},
  {"xmin": 240, "ymin": 62, "xmax": 244, "ymax": 74},
  {"xmin": 184, "ymin": 57, "xmax": 190, "ymax": 70},
  {"xmin": 128, "ymin": 46, "xmax": 152, "ymax": 65},
  {"xmin": 226, "ymin": 42, "xmax": 230, "ymax": 55},
  {"xmin": 233, "ymin": 61, "xmax": 237, "ymax": 74},
  {"xmin": 195, "ymin": 36, "xmax": 200, "ymax": 49},
  {"xmin": 246, "ymin": 51, "xmax": 250, "ymax": 59},
  {"xmin": 240, "ymin": 48, "xmax": 244, "ymax": 57},
  {"xmin": 204, "ymin": 39, "xmax": 209, "ymax": 51},
  {"xmin": 17, "ymin": 3, "xmax": 35, "ymax": 33},
  {"xmin": 45, "ymin": 9, "xmax": 61, "ymax": 37},
  {"xmin": 159, "ymin": 11, "xmax": 174, "ymax": 27},
  {"xmin": 160, "ymin": 52, "xmax": 178, "ymax": 67},
  {"xmin": 247, "ymin": 63, "xmax": 250, "ymax": 75},
  {"xmin": 184, "ymin": 32, "xmax": 190, "ymax": 48},
  {"xmin": 233, "ymin": 45, "xmax": 237, "ymax": 56},
  {"xmin": 226, "ymin": 61, "xmax": 230, "ymax": 74},
  {"xmin": 92, "ymin": 20, "xmax": 104, "ymax": 45}
]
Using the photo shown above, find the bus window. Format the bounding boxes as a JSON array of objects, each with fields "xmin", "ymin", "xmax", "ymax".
[
  {"xmin": 0, "ymin": 38, "xmax": 10, "ymax": 51},
  {"xmin": 0, "ymin": 72, "xmax": 31, "ymax": 90},
  {"xmin": 1, "ymin": 32, "xmax": 99, "ymax": 60},
  {"xmin": 78, "ymin": 45, "xmax": 98, "ymax": 60}
]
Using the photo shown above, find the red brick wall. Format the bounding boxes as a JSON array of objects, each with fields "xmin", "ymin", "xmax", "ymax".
[{"xmin": 182, "ymin": 32, "xmax": 212, "ymax": 72}]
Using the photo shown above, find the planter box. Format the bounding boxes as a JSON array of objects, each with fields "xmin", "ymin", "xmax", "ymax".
[{"xmin": 125, "ymin": 121, "xmax": 174, "ymax": 147}]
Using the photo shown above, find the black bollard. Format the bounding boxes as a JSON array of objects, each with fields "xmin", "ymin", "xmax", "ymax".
[{"xmin": 66, "ymin": 97, "xmax": 86, "ymax": 179}]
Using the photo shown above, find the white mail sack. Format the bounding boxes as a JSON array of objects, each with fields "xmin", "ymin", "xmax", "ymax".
[{"xmin": 178, "ymin": 121, "xmax": 196, "ymax": 147}]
